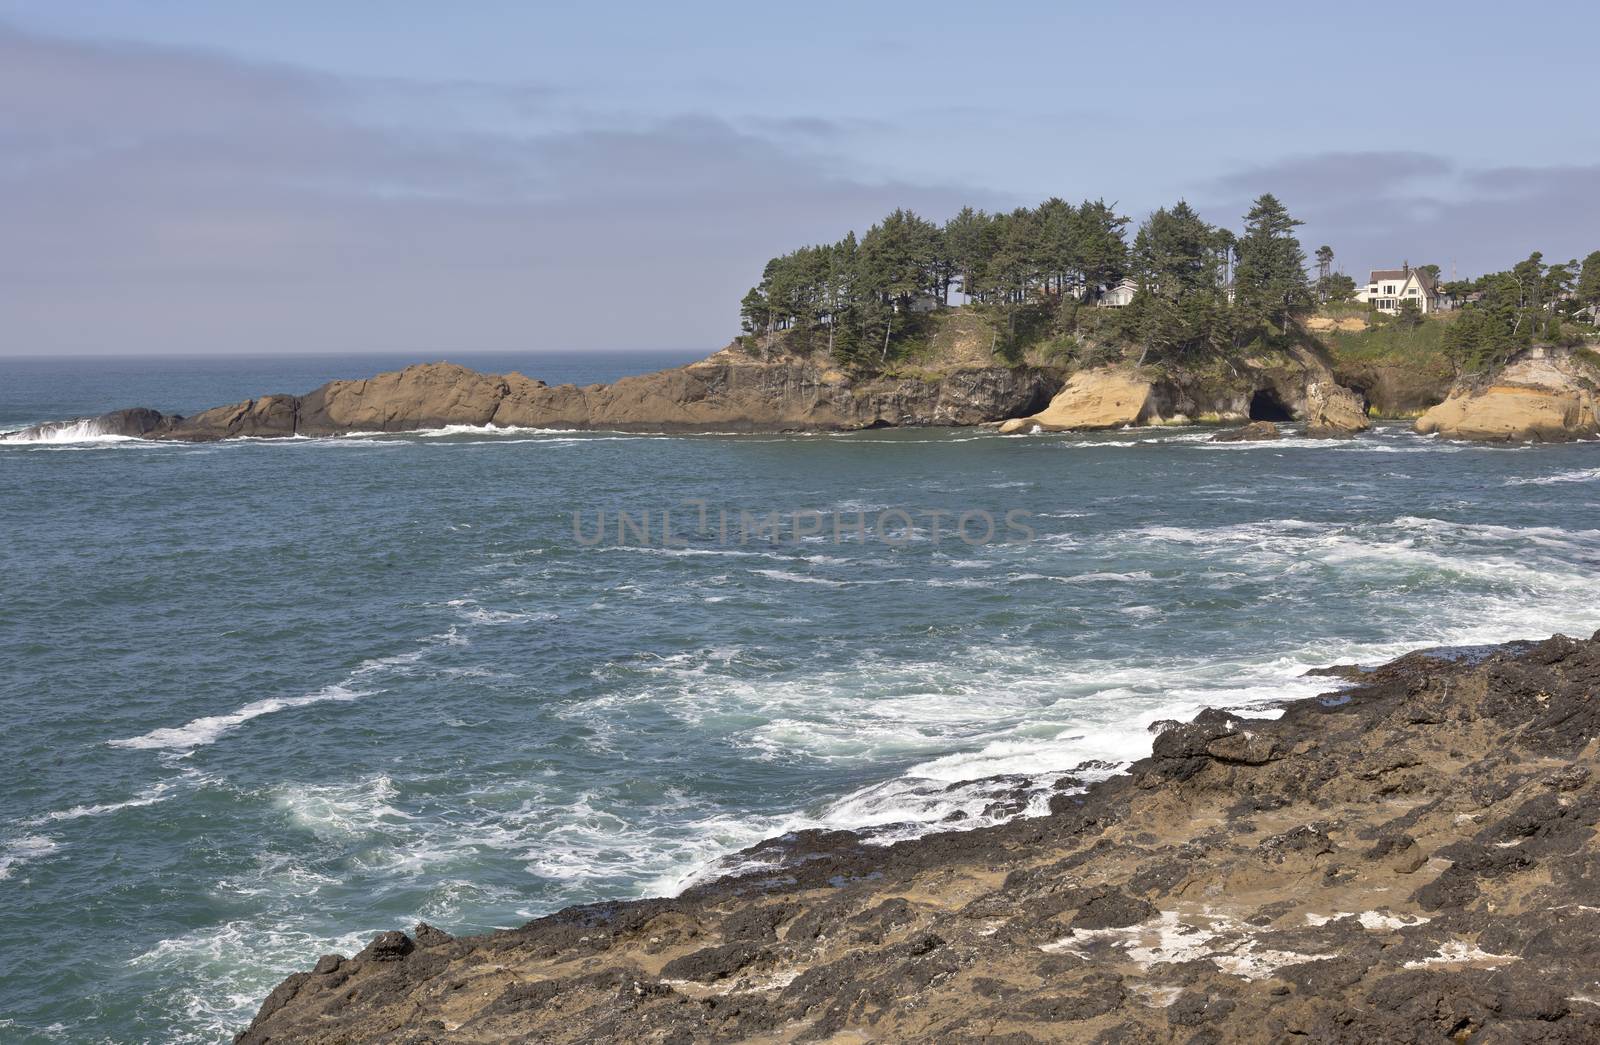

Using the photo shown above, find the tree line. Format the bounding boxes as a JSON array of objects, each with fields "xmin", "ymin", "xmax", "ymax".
[
  {"xmin": 1438, "ymin": 250, "xmax": 1600, "ymax": 374},
  {"xmin": 740, "ymin": 194, "xmax": 1600, "ymax": 375},
  {"xmin": 738, "ymin": 199, "xmax": 1130, "ymax": 365},
  {"xmin": 740, "ymin": 193, "xmax": 1320, "ymax": 368}
]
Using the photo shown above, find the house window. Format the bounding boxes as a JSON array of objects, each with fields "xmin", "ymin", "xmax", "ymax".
[{"xmin": 1384, "ymin": 284, "xmax": 1396, "ymax": 294}]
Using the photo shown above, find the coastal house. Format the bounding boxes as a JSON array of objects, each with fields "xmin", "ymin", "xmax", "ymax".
[
  {"xmin": 1098, "ymin": 278, "xmax": 1138, "ymax": 308},
  {"xmin": 1356, "ymin": 264, "xmax": 1443, "ymax": 314}
]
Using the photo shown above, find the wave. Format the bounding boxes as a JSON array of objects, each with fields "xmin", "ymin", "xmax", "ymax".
[
  {"xmin": 1507, "ymin": 467, "xmax": 1600, "ymax": 486},
  {"xmin": 107, "ymin": 631, "xmax": 461, "ymax": 753},
  {"xmin": 23, "ymin": 775, "xmax": 190, "ymax": 824},
  {"xmin": 0, "ymin": 417, "xmax": 140, "ymax": 445},
  {"xmin": 446, "ymin": 599, "xmax": 558, "ymax": 626},
  {"xmin": 0, "ymin": 834, "xmax": 61, "ymax": 881},
  {"xmin": 748, "ymin": 568, "xmax": 847, "ymax": 586},
  {"xmin": 108, "ymin": 683, "xmax": 374, "ymax": 752}
]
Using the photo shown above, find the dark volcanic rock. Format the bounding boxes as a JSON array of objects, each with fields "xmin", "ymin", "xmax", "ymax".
[{"xmin": 235, "ymin": 632, "xmax": 1600, "ymax": 1044}]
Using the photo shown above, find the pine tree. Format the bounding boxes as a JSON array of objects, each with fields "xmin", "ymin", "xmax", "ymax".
[
  {"xmin": 1580, "ymin": 251, "xmax": 1600, "ymax": 324},
  {"xmin": 1234, "ymin": 193, "xmax": 1311, "ymax": 333},
  {"xmin": 944, "ymin": 207, "xmax": 990, "ymax": 304},
  {"xmin": 1075, "ymin": 199, "xmax": 1130, "ymax": 300},
  {"xmin": 1129, "ymin": 202, "xmax": 1228, "ymax": 363}
]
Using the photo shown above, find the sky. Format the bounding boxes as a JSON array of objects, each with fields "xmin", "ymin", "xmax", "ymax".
[{"xmin": 2, "ymin": 1, "xmax": 1597, "ymax": 356}]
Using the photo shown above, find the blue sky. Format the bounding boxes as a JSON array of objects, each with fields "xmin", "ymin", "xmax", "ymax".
[{"xmin": 2, "ymin": 1, "xmax": 1597, "ymax": 354}]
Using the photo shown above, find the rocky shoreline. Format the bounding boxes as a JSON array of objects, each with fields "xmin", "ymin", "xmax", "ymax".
[
  {"xmin": 0, "ymin": 351, "xmax": 1062, "ymax": 442},
  {"xmin": 5, "ymin": 338, "xmax": 1597, "ymax": 444},
  {"xmin": 237, "ymin": 632, "xmax": 1600, "ymax": 1043}
]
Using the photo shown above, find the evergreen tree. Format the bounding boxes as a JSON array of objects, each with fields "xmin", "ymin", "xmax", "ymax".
[
  {"xmin": 1579, "ymin": 251, "xmax": 1600, "ymax": 324},
  {"xmin": 986, "ymin": 208, "xmax": 1043, "ymax": 340},
  {"xmin": 1320, "ymin": 273, "xmax": 1357, "ymax": 302},
  {"xmin": 1580, "ymin": 251, "xmax": 1600, "ymax": 306},
  {"xmin": 1075, "ymin": 199, "xmax": 1130, "ymax": 300},
  {"xmin": 1234, "ymin": 193, "xmax": 1311, "ymax": 332},
  {"xmin": 1128, "ymin": 201, "xmax": 1229, "ymax": 363},
  {"xmin": 1511, "ymin": 252, "xmax": 1546, "ymax": 311},
  {"xmin": 943, "ymin": 207, "xmax": 990, "ymax": 304},
  {"xmin": 824, "ymin": 232, "xmax": 859, "ymax": 356},
  {"xmin": 1037, "ymin": 197, "xmax": 1078, "ymax": 296}
]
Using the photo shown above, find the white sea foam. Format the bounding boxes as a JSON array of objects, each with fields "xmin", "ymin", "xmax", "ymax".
[
  {"xmin": 129, "ymin": 919, "xmax": 375, "ymax": 1044},
  {"xmin": 446, "ymin": 599, "xmax": 558, "ymax": 625},
  {"xmin": 0, "ymin": 834, "xmax": 61, "ymax": 880},
  {"xmin": 23, "ymin": 773, "xmax": 197, "ymax": 824},
  {"xmin": 275, "ymin": 774, "xmax": 415, "ymax": 839},
  {"xmin": 107, "ymin": 631, "xmax": 460, "ymax": 753},
  {"xmin": 109, "ymin": 684, "xmax": 374, "ymax": 752},
  {"xmin": 749, "ymin": 568, "xmax": 847, "ymax": 586},
  {"xmin": 1507, "ymin": 467, "xmax": 1600, "ymax": 486},
  {"xmin": 0, "ymin": 417, "xmax": 140, "ymax": 445}
]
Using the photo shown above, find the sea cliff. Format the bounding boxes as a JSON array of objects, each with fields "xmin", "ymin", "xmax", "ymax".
[
  {"xmin": 1, "ymin": 350, "xmax": 1061, "ymax": 441},
  {"xmin": 6, "ymin": 318, "xmax": 1598, "ymax": 444},
  {"xmin": 237, "ymin": 633, "xmax": 1600, "ymax": 1043}
]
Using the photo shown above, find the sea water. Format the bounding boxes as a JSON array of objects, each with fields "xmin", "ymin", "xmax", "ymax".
[{"xmin": 2, "ymin": 352, "xmax": 1598, "ymax": 1042}]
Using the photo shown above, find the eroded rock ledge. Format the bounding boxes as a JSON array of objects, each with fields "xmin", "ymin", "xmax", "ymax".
[
  {"xmin": 1417, "ymin": 350, "xmax": 1600, "ymax": 442},
  {"xmin": 238, "ymin": 633, "xmax": 1600, "ymax": 1043},
  {"xmin": 2, "ymin": 350, "xmax": 1061, "ymax": 442}
]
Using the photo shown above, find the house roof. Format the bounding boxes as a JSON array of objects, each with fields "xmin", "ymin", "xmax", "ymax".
[{"xmin": 1367, "ymin": 267, "xmax": 1438, "ymax": 292}]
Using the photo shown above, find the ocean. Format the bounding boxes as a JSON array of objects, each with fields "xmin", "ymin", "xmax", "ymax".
[{"xmin": 3, "ymin": 352, "xmax": 1598, "ymax": 1042}]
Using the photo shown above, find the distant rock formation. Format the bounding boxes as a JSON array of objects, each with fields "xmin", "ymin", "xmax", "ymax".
[
  {"xmin": 1, "ymin": 351, "xmax": 1062, "ymax": 442},
  {"xmin": 1416, "ymin": 350, "xmax": 1600, "ymax": 442}
]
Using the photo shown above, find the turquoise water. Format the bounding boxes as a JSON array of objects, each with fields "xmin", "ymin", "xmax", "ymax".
[{"xmin": 3, "ymin": 353, "xmax": 1599, "ymax": 1042}]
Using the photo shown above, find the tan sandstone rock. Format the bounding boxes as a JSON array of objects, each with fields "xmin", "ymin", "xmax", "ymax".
[
  {"xmin": 1001, "ymin": 367, "xmax": 1153, "ymax": 433},
  {"xmin": 1415, "ymin": 352, "xmax": 1600, "ymax": 442},
  {"xmin": 1304, "ymin": 381, "xmax": 1371, "ymax": 438},
  {"xmin": 299, "ymin": 363, "xmax": 509, "ymax": 434}
]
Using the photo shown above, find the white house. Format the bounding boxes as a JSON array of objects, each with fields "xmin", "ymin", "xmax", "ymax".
[
  {"xmin": 1098, "ymin": 278, "xmax": 1138, "ymax": 308},
  {"xmin": 1356, "ymin": 265, "xmax": 1443, "ymax": 314}
]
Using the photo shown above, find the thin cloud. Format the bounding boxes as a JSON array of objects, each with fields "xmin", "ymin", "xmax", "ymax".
[
  {"xmin": 0, "ymin": 23, "xmax": 986, "ymax": 355},
  {"xmin": 1198, "ymin": 151, "xmax": 1598, "ymax": 278}
]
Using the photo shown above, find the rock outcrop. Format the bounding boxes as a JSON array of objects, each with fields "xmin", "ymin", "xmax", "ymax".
[
  {"xmin": 3, "ymin": 340, "xmax": 1383, "ymax": 444},
  {"xmin": 1416, "ymin": 350, "xmax": 1600, "ymax": 442},
  {"xmin": 1211, "ymin": 420, "xmax": 1281, "ymax": 442},
  {"xmin": 238, "ymin": 633, "xmax": 1600, "ymax": 1043},
  {"xmin": 1303, "ymin": 381, "xmax": 1371, "ymax": 438},
  {"xmin": 2, "ymin": 352, "xmax": 1062, "ymax": 442},
  {"xmin": 1330, "ymin": 361, "xmax": 1454, "ymax": 418},
  {"xmin": 997, "ymin": 367, "xmax": 1153, "ymax": 433}
]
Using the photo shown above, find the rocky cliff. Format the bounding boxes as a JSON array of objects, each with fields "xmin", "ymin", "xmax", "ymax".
[
  {"xmin": 1416, "ymin": 350, "xmax": 1600, "ymax": 442},
  {"xmin": 237, "ymin": 633, "xmax": 1600, "ymax": 1043},
  {"xmin": 998, "ymin": 349, "xmax": 1371, "ymax": 438},
  {"xmin": 1, "ymin": 350, "xmax": 1061, "ymax": 442}
]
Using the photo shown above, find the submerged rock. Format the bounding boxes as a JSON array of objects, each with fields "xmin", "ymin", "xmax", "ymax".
[
  {"xmin": 0, "ymin": 406, "xmax": 168, "ymax": 443},
  {"xmin": 237, "ymin": 632, "xmax": 1600, "ymax": 1044},
  {"xmin": 1212, "ymin": 420, "xmax": 1281, "ymax": 442}
]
